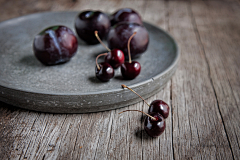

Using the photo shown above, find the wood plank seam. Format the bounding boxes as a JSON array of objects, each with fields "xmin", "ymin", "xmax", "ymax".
[
  {"xmin": 94, "ymin": 111, "xmax": 114, "ymax": 160},
  {"xmin": 165, "ymin": 0, "xmax": 175, "ymax": 159},
  {"xmin": 106, "ymin": 110, "xmax": 117, "ymax": 159}
]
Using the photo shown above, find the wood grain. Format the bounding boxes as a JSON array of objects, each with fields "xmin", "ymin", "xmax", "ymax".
[
  {"xmin": 191, "ymin": 1, "xmax": 240, "ymax": 159},
  {"xmin": 0, "ymin": 0, "xmax": 239, "ymax": 159},
  {"xmin": 169, "ymin": 1, "xmax": 233, "ymax": 159}
]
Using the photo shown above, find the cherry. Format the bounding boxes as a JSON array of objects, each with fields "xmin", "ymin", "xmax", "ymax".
[
  {"xmin": 95, "ymin": 53, "xmax": 114, "ymax": 82},
  {"xmin": 105, "ymin": 49, "xmax": 125, "ymax": 69},
  {"xmin": 119, "ymin": 110, "xmax": 165, "ymax": 137},
  {"xmin": 121, "ymin": 32, "xmax": 141, "ymax": 79},
  {"xmin": 33, "ymin": 25, "xmax": 78, "ymax": 65},
  {"xmin": 121, "ymin": 84, "xmax": 170, "ymax": 119},
  {"xmin": 75, "ymin": 10, "xmax": 110, "ymax": 44},
  {"xmin": 110, "ymin": 8, "xmax": 143, "ymax": 26},
  {"xmin": 144, "ymin": 112, "xmax": 166, "ymax": 137},
  {"xmin": 107, "ymin": 22, "xmax": 149, "ymax": 59},
  {"xmin": 95, "ymin": 31, "xmax": 125, "ymax": 69},
  {"xmin": 121, "ymin": 62, "xmax": 141, "ymax": 79},
  {"xmin": 148, "ymin": 100, "xmax": 170, "ymax": 119}
]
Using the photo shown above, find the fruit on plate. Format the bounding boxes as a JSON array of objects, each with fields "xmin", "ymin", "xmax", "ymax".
[
  {"xmin": 110, "ymin": 8, "xmax": 143, "ymax": 26},
  {"xmin": 33, "ymin": 25, "xmax": 78, "ymax": 65},
  {"xmin": 75, "ymin": 10, "xmax": 111, "ymax": 45},
  {"xmin": 95, "ymin": 31, "xmax": 125, "ymax": 69},
  {"xmin": 95, "ymin": 53, "xmax": 114, "ymax": 82},
  {"xmin": 107, "ymin": 22, "xmax": 149, "ymax": 59},
  {"xmin": 121, "ymin": 32, "xmax": 141, "ymax": 79}
]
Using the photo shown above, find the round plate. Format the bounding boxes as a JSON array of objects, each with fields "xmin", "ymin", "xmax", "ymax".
[{"xmin": 0, "ymin": 11, "xmax": 179, "ymax": 113}]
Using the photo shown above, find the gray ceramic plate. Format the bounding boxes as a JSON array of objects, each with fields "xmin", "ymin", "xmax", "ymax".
[{"xmin": 0, "ymin": 11, "xmax": 179, "ymax": 113}]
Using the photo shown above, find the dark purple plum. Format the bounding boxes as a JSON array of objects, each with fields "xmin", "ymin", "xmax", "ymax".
[
  {"xmin": 75, "ymin": 10, "xmax": 110, "ymax": 45},
  {"xmin": 107, "ymin": 22, "xmax": 149, "ymax": 59},
  {"xmin": 144, "ymin": 112, "xmax": 166, "ymax": 137},
  {"xmin": 110, "ymin": 8, "xmax": 142, "ymax": 26},
  {"xmin": 33, "ymin": 25, "xmax": 78, "ymax": 66}
]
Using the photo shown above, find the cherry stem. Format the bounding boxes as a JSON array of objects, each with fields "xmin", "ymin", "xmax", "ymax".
[
  {"xmin": 119, "ymin": 110, "xmax": 157, "ymax": 121},
  {"xmin": 95, "ymin": 31, "xmax": 111, "ymax": 52},
  {"xmin": 127, "ymin": 32, "xmax": 137, "ymax": 63},
  {"xmin": 96, "ymin": 53, "xmax": 108, "ymax": 70},
  {"xmin": 121, "ymin": 84, "xmax": 150, "ymax": 107}
]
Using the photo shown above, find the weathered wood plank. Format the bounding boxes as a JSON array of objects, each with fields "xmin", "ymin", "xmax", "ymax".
[
  {"xmin": 0, "ymin": 103, "xmax": 22, "ymax": 160},
  {"xmin": 107, "ymin": 107, "xmax": 131, "ymax": 159},
  {"xmin": 127, "ymin": 102, "xmax": 143, "ymax": 160},
  {"xmin": 0, "ymin": 0, "xmax": 53, "ymax": 22},
  {"xmin": 75, "ymin": 113, "xmax": 106, "ymax": 160},
  {"xmin": 168, "ymin": 1, "xmax": 234, "ymax": 159},
  {"xmin": 22, "ymin": 114, "xmax": 68, "ymax": 159},
  {"xmin": 44, "ymin": 114, "xmax": 81, "ymax": 159},
  {"xmin": 191, "ymin": 1, "xmax": 240, "ymax": 159},
  {"xmin": 93, "ymin": 111, "xmax": 114, "ymax": 160},
  {"xmin": 144, "ymin": 0, "xmax": 167, "ymax": 30}
]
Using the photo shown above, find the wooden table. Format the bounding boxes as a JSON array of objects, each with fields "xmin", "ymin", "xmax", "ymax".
[{"xmin": 0, "ymin": 0, "xmax": 239, "ymax": 159}]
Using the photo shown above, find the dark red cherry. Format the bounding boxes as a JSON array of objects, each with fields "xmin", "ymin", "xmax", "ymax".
[
  {"xmin": 119, "ymin": 109, "xmax": 165, "ymax": 137},
  {"xmin": 148, "ymin": 100, "xmax": 170, "ymax": 119},
  {"xmin": 144, "ymin": 112, "xmax": 166, "ymax": 137},
  {"xmin": 75, "ymin": 10, "xmax": 110, "ymax": 44},
  {"xmin": 121, "ymin": 61, "xmax": 141, "ymax": 79},
  {"xmin": 121, "ymin": 84, "xmax": 170, "ymax": 119},
  {"xmin": 110, "ymin": 8, "xmax": 143, "ymax": 26},
  {"xmin": 33, "ymin": 25, "xmax": 78, "ymax": 65},
  {"xmin": 95, "ymin": 31, "xmax": 125, "ymax": 69},
  {"xmin": 105, "ymin": 49, "xmax": 125, "ymax": 69},
  {"xmin": 95, "ymin": 62, "xmax": 114, "ymax": 82},
  {"xmin": 121, "ymin": 32, "xmax": 141, "ymax": 79},
  {"xmin": 107, "ymin": 22, "xmax": 149, "ymax": 59},
  {"xmin": 95, "ymin": 53, "xmax": 114, "ymax": 82}
]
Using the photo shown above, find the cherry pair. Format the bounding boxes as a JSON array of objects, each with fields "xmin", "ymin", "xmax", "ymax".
[
  {"xmin": 95, "ymin": 31, "xmax": 141, "ymax": 82},
  {"xmin": 120, "ymin": 84, "xmax": 170, "ymax": 137}
]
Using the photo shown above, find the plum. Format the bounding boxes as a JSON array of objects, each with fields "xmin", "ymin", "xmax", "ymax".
[{"xmin": 33, "ymin": 25, "xmax": 78, "ymax": 65}]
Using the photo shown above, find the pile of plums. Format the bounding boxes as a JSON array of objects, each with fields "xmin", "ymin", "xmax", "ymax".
[
  {"xmin": 74, "ymin": 8, "xmax": 149, "ymax": 59},
  {"xmin": 33, "ymin": 8, "xmax": 149, "ymax": 81},
  {"xmin": 120, "ymin": 84, "xmax": 170, "ymax": 137}
]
